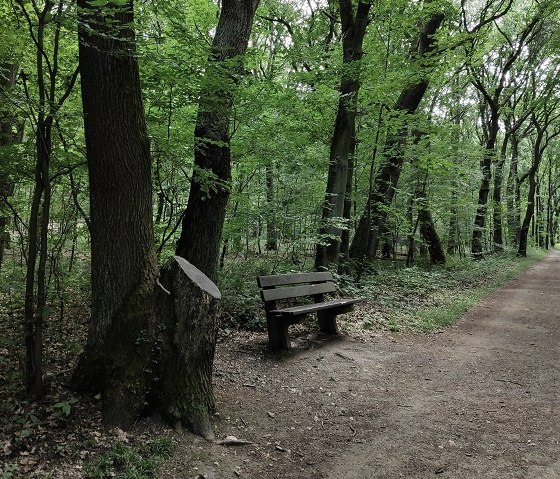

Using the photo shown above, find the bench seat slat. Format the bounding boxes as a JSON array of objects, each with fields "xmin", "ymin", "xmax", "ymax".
[
  {"xmin": 257, "ymin": 271, "xmax": 333, "ymax": 288},
  {"xmin": 270, "ymin": 298, "xmax": 361, "ymax": 316},
  {"xmin": 260, "ymin": 281, "xmax": 337, "ymax": 302}
]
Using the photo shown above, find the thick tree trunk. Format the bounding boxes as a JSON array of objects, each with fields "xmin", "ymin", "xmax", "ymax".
[
  {"xmin": 176, "ymin": 0, "xmax": 260, "ymax": 282},
  {"xmin": 315, "ymin": 1, "xmax": 371, "ymax": 270},
  {"xmin": 75, "ymin": 0, "xmax": 159, "ymax": 426},
  {"xmin": 157, "ymin": 257, "xmax": 221, "ymax": 439},
  {"xmin": 349, "ymin": 8, "xmax": 445, "ymax": 263}
]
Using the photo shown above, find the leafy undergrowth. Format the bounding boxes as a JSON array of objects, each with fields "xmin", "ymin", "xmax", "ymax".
[
  {"xmin": 0, "ymin": 266, "xmax": 173, "ymax": 479},
  {"xmin": 338, "ymin": 248, "xmax": 546, "ymax": 335}
]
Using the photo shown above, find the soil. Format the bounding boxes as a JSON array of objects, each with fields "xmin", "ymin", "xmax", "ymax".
[{"xmin": 160, "ymin": 250, "xmax": 560, "ymax": 479}]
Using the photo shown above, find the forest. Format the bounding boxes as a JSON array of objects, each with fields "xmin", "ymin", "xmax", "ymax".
[{"xmin": 1, "ymin": 0, "xmax": 559, "ymax": 476}]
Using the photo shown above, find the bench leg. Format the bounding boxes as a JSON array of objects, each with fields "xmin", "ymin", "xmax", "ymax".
[
  {"xmin": 266, "ymin": 316, "xmax": 290, "ymax": 350},
  {"xmin": 317, "ymin": 311, "xmax": 339, "ymax": 335}
]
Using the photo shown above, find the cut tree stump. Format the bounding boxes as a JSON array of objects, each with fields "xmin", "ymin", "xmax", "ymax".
[{"xmin": 156, "ymin": 256, "xmax": 221, "ymax": 439}]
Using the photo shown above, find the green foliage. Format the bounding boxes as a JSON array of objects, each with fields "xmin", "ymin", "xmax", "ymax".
[
  {"xmin": 0, "ymin": 464, "xmax": 19, "ymax": 479},
  {"xmin": 52, "ymin": 397, "xmax": 79, "ymax": 417},
  {"xmin": 353, "ymin": 249, "xmax": 546, "ymax": 333},
  {"xmin": 83, "ymin": 437, "xmax": 174, "ymax": 479}
]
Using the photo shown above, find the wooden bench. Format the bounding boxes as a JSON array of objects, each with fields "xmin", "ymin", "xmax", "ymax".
[{"xmin": 257, "ymin": 271, "xmax": 361, "ymax": 350}]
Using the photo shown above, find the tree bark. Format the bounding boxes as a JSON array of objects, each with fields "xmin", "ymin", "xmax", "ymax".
[
  {"xmin": 417, "ymin": 190, "xmax": 445, "ymax": 265},
  {"xmin": 447, "ymin": 180, "xmax": 459, "ymax": 255},
  {"xmin": 506, "ymin": 132, "xmax": 521, "ymax": 246},
  {"xmin": 265, "ymin": 165, "xmax": 278, "ymax": 251},
  {"xmin": 176, "ymin": 0, "xmax": 260, "ymax": 282},
  {"xmin": 157, "ymin": 257, "xmax": 221, "ymax": 439},
  {"xmin": 75, "ymin": 0, "xmax": 159, "ymax": 426},
  {"xmin": 517, "ymin": 107, "xmax": 559, "ymax": 256},
  {"xmin": 349, "ymin": 7, "xmax": 445, "ymax": 263},
  {"xmin": 315, "ymin": 0, "xmax": 371, "ymax": 270},
  {"xmin": 471, "ymin": 105, "xmax": 498, "ymax": 257},
  {"xmin": 491, "ymin": 133, "xmax": 509, "ymax": 251}
]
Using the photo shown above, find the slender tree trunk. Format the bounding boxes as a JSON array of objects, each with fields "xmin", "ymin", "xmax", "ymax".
[
  {"xmin": 417, "ymin": 189, "xmax": 445, "ymax": 265},
  {"xmin": 315, "ymin": 0, "xmax": 371, "ymax": 270},
  {"xmin": 176, "ymin": 0, "xmax": 260, "ymax": 282},
  {"xmin": 518, "ymin": 169, "xmax": 538, "ymax": 257},
  {"xmin": 471, "ymin": 107, "xmax": 499, "ymax": 257},
  {"xmin": 265, "ymin": 165, "xmax": 277, "ymax": 251},
  {"xmin": 546, "ymin": 162, "xmax": 552, "ymax": 249},
  {"xmin": 447, "ymin": 180, "xmax": 459, "ymax": 255},
  {"xmin": 338, "ymin": 151, "xmax": 354, "ymax": 272},
  {"xmin": 506, "ymin": 132, "xmax": 520, "ymax": 246},
  {"xmin": 0, "ymin": 63, "xmax": 19, "ymax": 270},
  {"xmin": 349, "ymin": 7, "xmax": 445, "ymax": 263},
  {"xmin": 410, "ymin": 139, "xmax": 445, "ymax": 266},
  {"xmin": 518, "ymin": 129, "xmax": 545, "ymax": 257},
  {"xmin": 405, "ymin": 194, "xmax": 415, "ymax": 266},
  {"xmin": 75, "ymin": 0, "xmax": 158, "ymax": 425},
  {"xmin": 492, "ymin": 133, "xmax": 509, "ymax": 251}
]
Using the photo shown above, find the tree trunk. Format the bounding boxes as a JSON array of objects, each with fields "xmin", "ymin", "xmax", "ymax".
[
  {"xmin": 417, "ymin": 190, "xmax": 445, "ymax": 265},
  {"xmin": 518, "ymin": 169, "xmax": 538, "ymax": 257},
  {"xmin": 471, "ymin": 106, "xmax": 499, "ymax": 257},
  {"xmin": 315, "ymin": 0, "xmax": 371, "ymax": 270},
  {"xmin": 265, "ymin": 165, "xmax": 278, "ymax": 251},
  {"xmin": 0, "ymin": 63, "xmax": 19, "ymax": 271},
  {"xmin": 176, "ymin": 0, "xmax": 260, "ymax": 282},
  {"xmin": 506, "ymin": 132, "xmax": 520, "ymax": 246},
  {"xmin": 157, "ymin": 257, "xmax": 221, "ymax": 439},
  {"xmin": 518, "ymin": 126, "xmax": 545, "ymax": 257},
  {"xmin": 75, "ymin": 0, "xmax": 159, "ymax": 426},
  {"xmin": 447, "ymin": 180, "xmax": 459, "ymax": 255},
  {"xmin": 545, "ymin": 162, "xmax": 552, "ymax": 249},
  {"xmin": 492, "ymin": 133, "xmax": 509, "ymax": 251},
  {"xmin": 349, "ymin": 7, "xmax": 445, "ymax": 263}
]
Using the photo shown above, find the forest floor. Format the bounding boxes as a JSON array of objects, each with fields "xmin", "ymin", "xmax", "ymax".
[
  {"xmin": 159, "ymin": 250, "xmax": 560, "ymax": 479},
  {"xmin": 1, "ymin": 250, "xmax": 559, "ymax": 478}
]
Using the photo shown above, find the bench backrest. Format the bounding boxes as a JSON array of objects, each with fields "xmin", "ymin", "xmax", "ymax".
[{"xmin": 257, "ymin": 272, "xmax": 336, "ymax": 303}]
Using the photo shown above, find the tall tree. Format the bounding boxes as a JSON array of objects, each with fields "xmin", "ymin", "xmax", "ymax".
[
  {"xmin": 349, "ymin": 1, "xmax": 445, "ymax": 263},
  {"xmin": 467, "ymin": 8, "xmax": 542, "ymax": 256},
  {"xmin": 0, "ymin": 63, "xmax": 20, "ymax": 270},
  {"xmin": 517, "ymin": 98, "xmax": 560, "ymax": 257},
  {"xmin": 15, "ymin": 0, "xmax": 79, "ymax": 398},
  {"xmin": 314, "ymin": 0, "xmax": 372, "ymax": 271},
  {"xmin": 75, "ymin": 0, "xmax": 159, "ymax": 425},
  {"xmin": 175, "ymin": 0, "xmax": 260, "ymax": 282}
]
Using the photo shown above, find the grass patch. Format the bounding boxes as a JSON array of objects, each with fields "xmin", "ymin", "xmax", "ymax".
[
  {"xmin": 83, "ymin": 436, "xmax": 174, "ymax": 479},
  {"xmin": 413, "ymin": 249, "xmax": 545, "ymax": 331}
]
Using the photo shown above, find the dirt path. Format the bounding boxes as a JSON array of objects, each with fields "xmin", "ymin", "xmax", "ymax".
[{"xmin": 162, "ymin": 251, "xmax": 560, "ymax": 478}]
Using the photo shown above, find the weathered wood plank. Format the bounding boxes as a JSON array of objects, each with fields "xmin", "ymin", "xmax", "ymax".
[
  {"xmin": 269, "ymin": 298, "xmax": 361, "ymax": 316},
  {"xmin": 257, "ymin": 271, "xmax": 333, "ymax": 288},
  {"xmin": 260, "ymin": 281, "xmax": 337, "ymax": 302}
]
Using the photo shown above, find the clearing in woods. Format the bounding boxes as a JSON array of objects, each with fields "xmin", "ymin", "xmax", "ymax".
[{"xmin": 160, "ymin": 250, "xmax": 560, "ymax": 478}]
